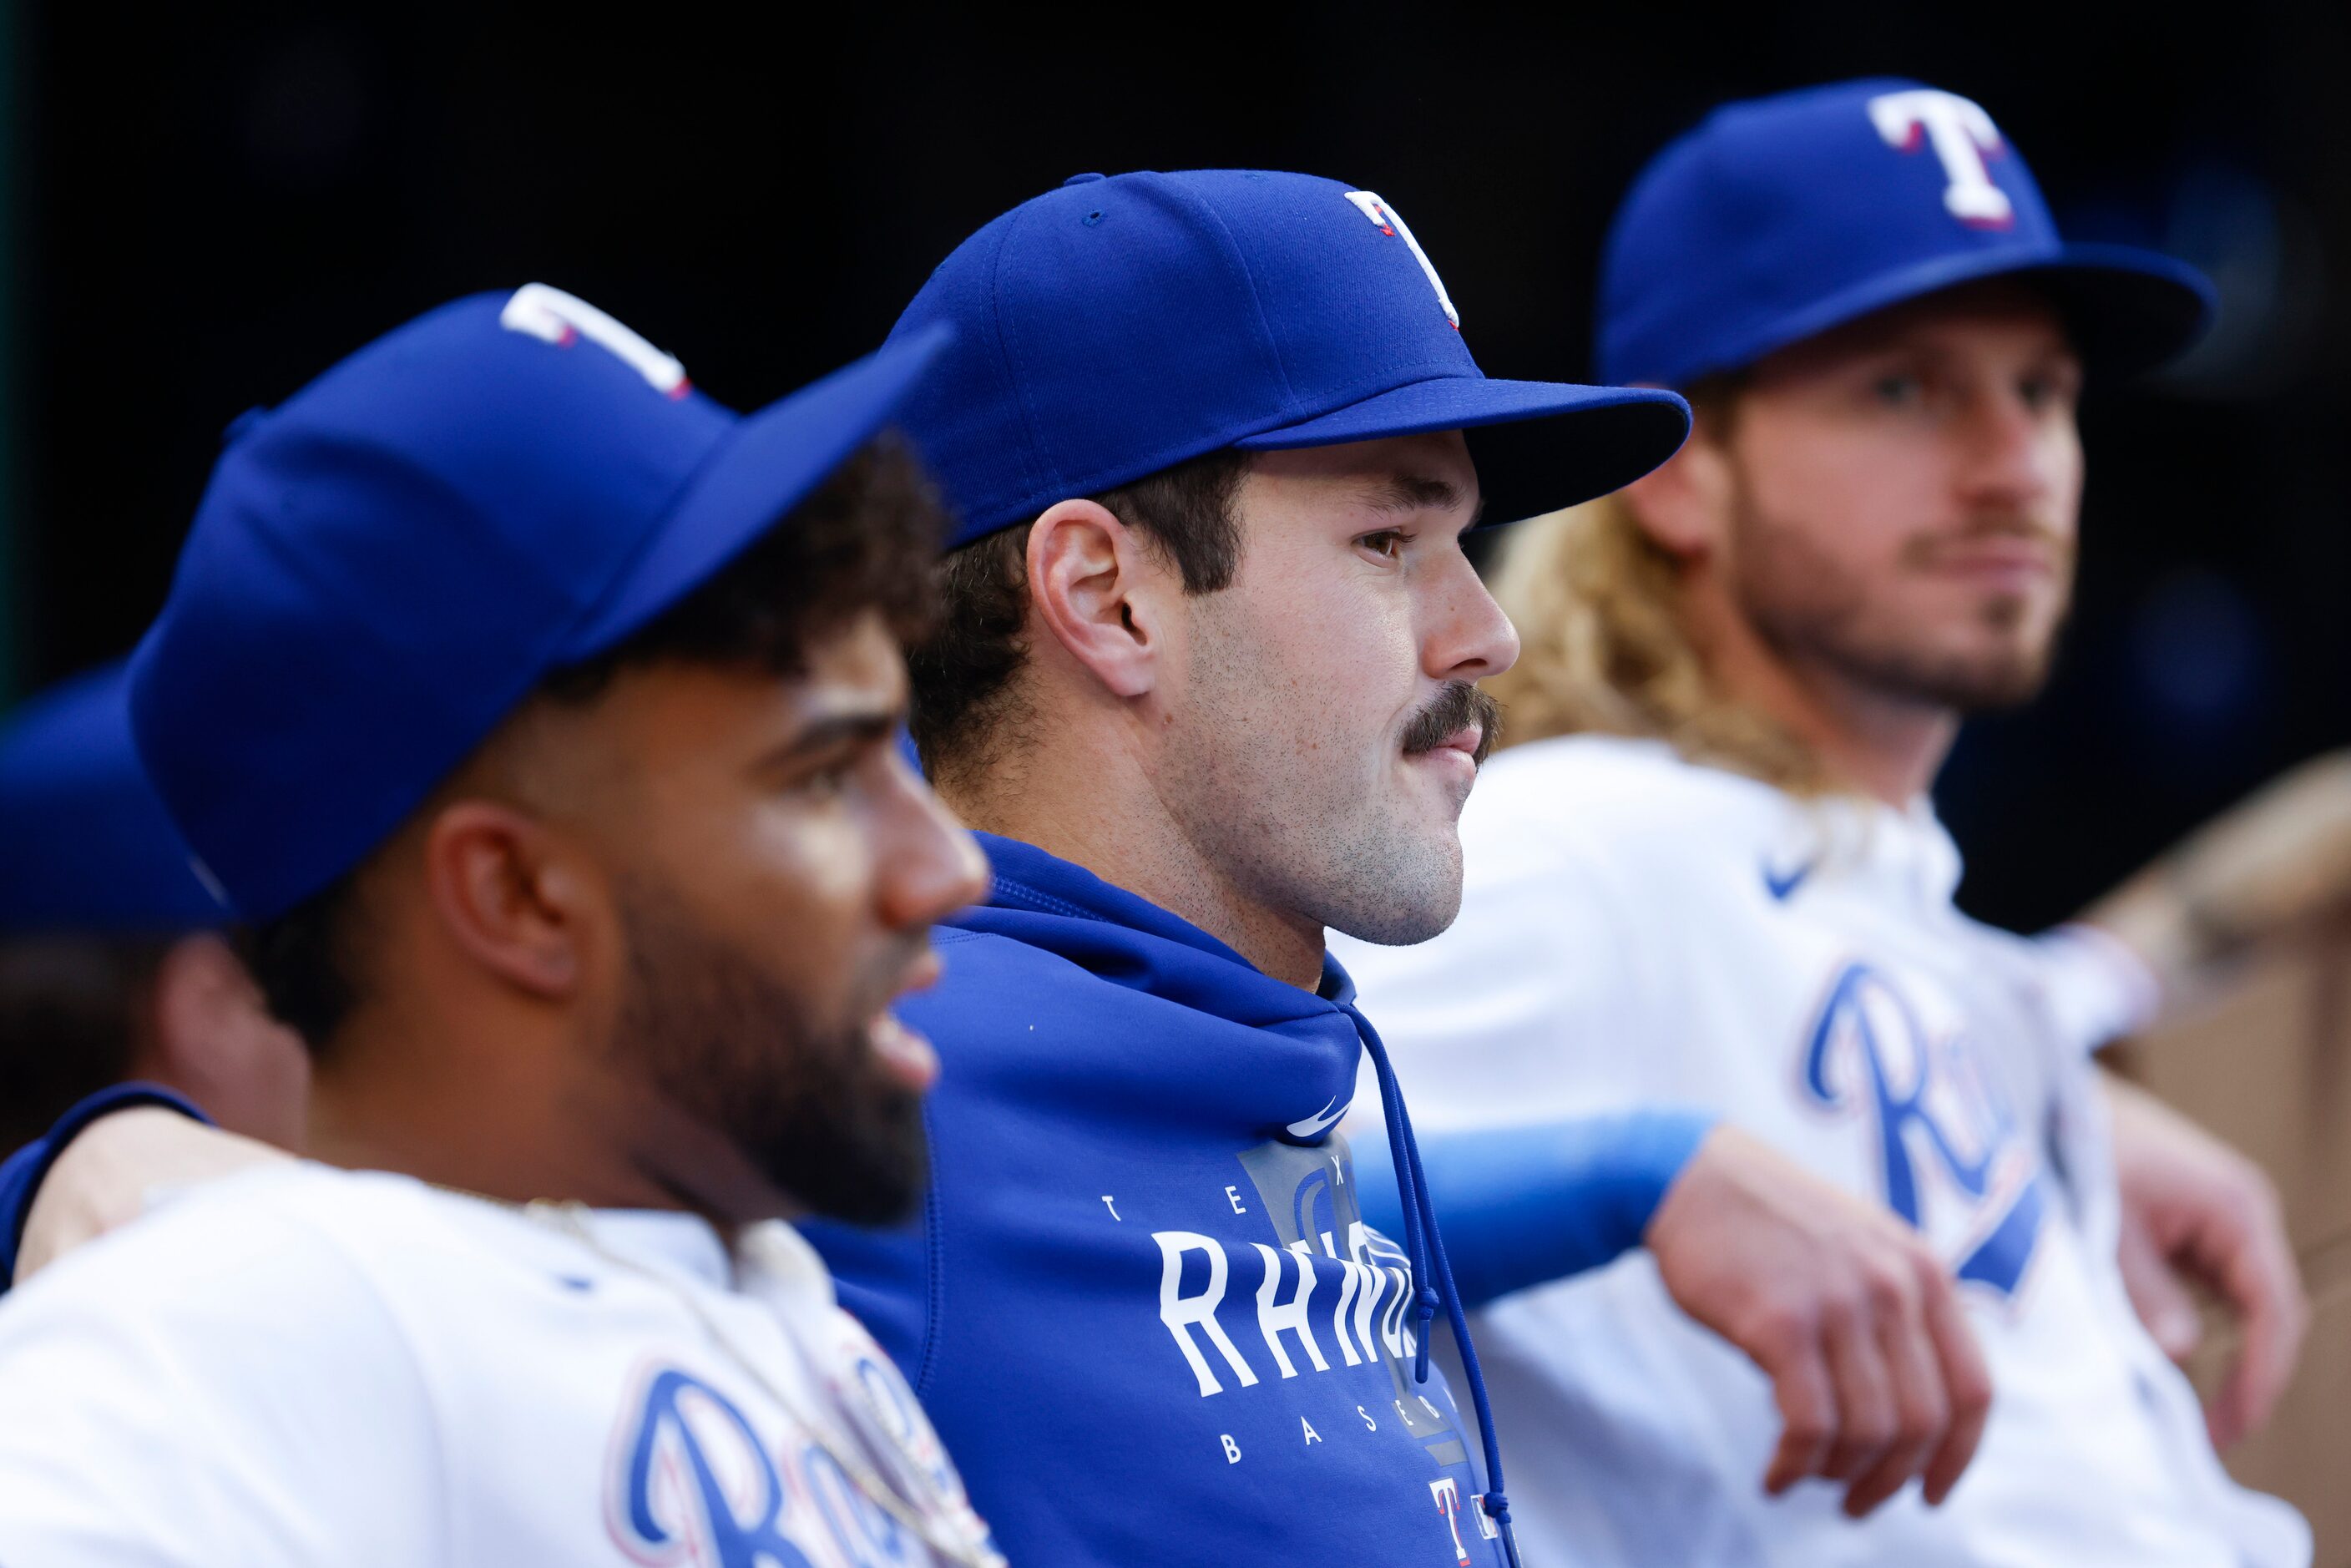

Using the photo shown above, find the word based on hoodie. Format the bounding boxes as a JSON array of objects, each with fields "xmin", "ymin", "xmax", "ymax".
[{"xmin": 806, "ymin": 834, "xmax": 1509, "ymax": 1567}]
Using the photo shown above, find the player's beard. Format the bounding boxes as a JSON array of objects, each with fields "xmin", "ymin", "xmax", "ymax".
[
  {"xmin": 1726, "ymin": 473, "xmax": 2074, "ymax": 713},
  {"xmin": 612, "ymin": 880, "xmax": 928, "ymax": 1227}
]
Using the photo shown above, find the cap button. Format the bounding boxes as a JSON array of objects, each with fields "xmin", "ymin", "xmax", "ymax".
[
  {"xmin": 220, "ymin": 406, "xmax": 270, "ymax": 448},
  {"xmin": 1061, "ymin": 172, "xmax": 1107, "ymax": 186}
]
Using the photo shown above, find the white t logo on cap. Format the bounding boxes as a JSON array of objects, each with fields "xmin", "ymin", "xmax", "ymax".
[
  {"xmin": 1867, "ymin": 89, "xmax": 2015, "ymax": 230},
  {"xmin": 499, "ymin": 283, "xmax": 691, "ymax": 397},
  {"xmin": 1345, "ymin": 191, "xmax": 1460, "ymax": 330}
]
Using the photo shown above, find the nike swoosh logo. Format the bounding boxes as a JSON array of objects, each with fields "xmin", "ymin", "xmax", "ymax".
[
  {"xmin": 1762, "ymin": 858, "xmax": 1815, "ymax": 902},
  {"xmin": 1286, "ymin": 1096, "xmax": 1347, "ymax": 1139}
]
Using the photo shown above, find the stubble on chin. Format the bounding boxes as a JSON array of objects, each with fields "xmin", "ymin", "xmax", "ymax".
[
  {"xmin": 1159, "ymin": 708, "xmax": 1470, "ymax": 948},
  {"xmin": 1733, "ymin": 503, "xmax": 2070, "ymax": 716},
  {"xmin": 1312, "ymin": 769, "xmax": 1468, "ymax": 947},
  {"xmin": 1165, "ymin": 604, "xmax": 1479, "ymax": 950}
]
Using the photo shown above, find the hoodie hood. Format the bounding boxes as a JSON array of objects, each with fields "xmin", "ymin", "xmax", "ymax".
[{"xmin": 956, "ymin": 832, "xmax": 1368, "ymax": 1136}]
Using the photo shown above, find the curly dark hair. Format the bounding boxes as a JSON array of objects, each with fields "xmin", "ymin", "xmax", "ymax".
[
  {"xmin": 241, "ymin": 432, "xmax": 948, "ymax": 1052},
  {"xmin": 907, "ymin": 448, "xmax": 1250, "ymax": 786}
]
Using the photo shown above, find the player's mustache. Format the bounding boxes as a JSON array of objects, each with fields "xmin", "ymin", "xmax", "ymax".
[
  {"xmin": 1902, "ymin": 514, "xmax": 2075, "ymax": 569},
  {"xmin": 1400, "ymin": 680, "xmax": 1502, "ymax": 765}
]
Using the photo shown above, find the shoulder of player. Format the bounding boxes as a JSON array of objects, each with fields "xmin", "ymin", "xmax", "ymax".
[
  {"xmin": 1471, "ymin": 733, "xmax": 1788, "ymax": 860},
  {"xmin": 6, "ymin": 1164, "xmax": 562, "ymax": 1333},
  {"xmin": 1475, "ymin": 731, "xmax": 1773, "ymax": 821},
  {"xmin": 0, "ymin": 1165, "xmax": 454, "ymax": 1405},
  {"xmin": 0, "ymin": 1165, "xmax": 458, "ymax": 1565}
]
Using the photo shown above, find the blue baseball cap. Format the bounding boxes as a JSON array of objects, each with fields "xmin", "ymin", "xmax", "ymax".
[
  {"xmin": 129, "ymin": 285, "xmax": 953, "ymax": 923},
  {"xmin": 1598, "ymin": 79, "xmax": 2216, "ymax": 388},
  {"xmin": 888, "ymin": 169, "xmax": 1692, "ymax": 545},
  {"xmin": 0, "ymin": 660, "xmax": 222, "ymax": 935}
]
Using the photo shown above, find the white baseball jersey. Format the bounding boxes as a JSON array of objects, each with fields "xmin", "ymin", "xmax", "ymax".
[
  {"xmin": 1333, "ymin": 734, "xmax": 2308, "ymax": 1568},
  {"xmin": 0, "ymin": 1162, "xmax": 1002, "ymax": 1568}
]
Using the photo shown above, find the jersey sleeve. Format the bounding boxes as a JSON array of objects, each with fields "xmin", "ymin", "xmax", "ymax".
[
  {"xmin": 0, "ymin": 1186, "xmax": 445, "ymax": 1566},
  {"xmin": 1969, "ymin": 920, "xmax": 2164, "ymax": 1064},
  {"xmin": 2025, "ymin": 923, "xmax": 2166, "ymax": 1056},
  {"xmin": 1351, "ymin": 1111, "xmax": 1715, "ymax": 1307}
]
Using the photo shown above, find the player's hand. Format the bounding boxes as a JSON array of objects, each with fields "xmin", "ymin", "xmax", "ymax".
[
  {"xmin": 2104, "ymin": 1074, "xmax": 2307, "ymax": 1449},
  {"xmin": 1646, "ymin": 1125, "xmax": 1992, "ymax": 1518},
  {"xmin": 2088, "ymin": 750, "xmax": 2351, "ymax": 992},
  {"xmin": 15, "ymin": 1108, "xmax": 288, "ymax": 1284}
]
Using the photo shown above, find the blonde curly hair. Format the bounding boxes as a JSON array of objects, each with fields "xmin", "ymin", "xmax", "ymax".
[{"xmin": 1484, "ymin": 488, "xmax": 1830, "ymax": 795}]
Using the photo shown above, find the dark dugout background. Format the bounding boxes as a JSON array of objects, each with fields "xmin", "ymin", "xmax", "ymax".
[{"xmin": 7, "ymin": 3, "xmax": 2345, "ymax": 933}]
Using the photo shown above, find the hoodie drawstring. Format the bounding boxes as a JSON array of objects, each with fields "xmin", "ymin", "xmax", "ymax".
[{"xmin": 1348, "ymin": 1003, "xmax": 1522, "ymax": 1568}]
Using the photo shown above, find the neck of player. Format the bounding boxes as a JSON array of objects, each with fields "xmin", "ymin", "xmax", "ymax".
[
  {"xmin": 936, "ymin": 729, "xmax": 1328, "ymax": 991},
  {"xmin": 301, "ymin": 996, "xmax": 787, "ymax": 1241},
  {"xmin": 1697, "ymin": 592, "xmax": 1959, "ymax": 808}
]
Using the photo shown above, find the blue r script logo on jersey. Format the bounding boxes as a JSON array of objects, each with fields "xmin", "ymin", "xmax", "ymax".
[
  {"xmin": 612, "ymin": 1368, "xmax": 820, "ymax": 1568},
  {"xmin": 1800, "ymin": 963, "xmax": 2044, "ymax": 1297}
]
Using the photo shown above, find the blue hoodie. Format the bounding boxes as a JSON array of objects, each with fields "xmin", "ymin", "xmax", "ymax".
[{"xmin": 806, "ymin": 832, "xmax": 1518, "ymax": 1565}]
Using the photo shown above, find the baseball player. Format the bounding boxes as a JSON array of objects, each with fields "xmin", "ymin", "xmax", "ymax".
[
  {"xmin": 1337, "ymin": 80, "xmax": 2317, "ymax": 1565},
  {"xmin": 0, "ymin": 286, "xmax": 1005, "ymax": 1565},
  {"xmin": 0, "ymin": 660, "xmax": 306, "ymax": 1159},
  {"xmin": 810, "ymin": 169, "xmax": 1996, "ymax": 1563},
  {"xmin": 8, "ymin": 173, "xmax": 1994, "ymax": 1567}
]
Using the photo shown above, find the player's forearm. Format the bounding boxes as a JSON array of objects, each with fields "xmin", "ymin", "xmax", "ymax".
[{"xmin": 1352, "ymin": 1110, "xmax": 1716, "ymax": 1308}]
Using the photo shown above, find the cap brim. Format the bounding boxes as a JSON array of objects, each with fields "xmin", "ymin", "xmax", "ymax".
[
  {"xmin": 2035, "ymin": 243, "xmax": 2219, "ymax": 378},
  {"xmin": 1686, "ymin": 242, "xmax": 2215, "ymax": 388},
  {"xmin": 557, "ymin": 322, "xmax": 954, "ymax": 661},
  {"xmin": 1231, "ymin": 376, "xmax": 1691, "ymax": 524}
]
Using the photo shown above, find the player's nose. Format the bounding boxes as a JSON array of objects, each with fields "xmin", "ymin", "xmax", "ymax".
[
  {"xmin": 1956, "ymin": 386, "xmax": 2063, "ymax": 509},
  {"xmin": 877, "ymin": 757, "xmax": 990, "ymax": 930},
  {"xmin": 1423, "ymin": 554, "xmax": 1521, "ymax": 685}
]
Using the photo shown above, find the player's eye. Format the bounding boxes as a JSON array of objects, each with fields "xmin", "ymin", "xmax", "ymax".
[
  {"xmin": 1870, "ymin": 372, "xmax": 1923, "ymax": 408},
  {"xmin": 2018, "ymin": 366, "xmax": 2079, "ymax": 413},
  {"xmin": 1357, "ymin": 529, "xmax": 1408, "ymax": 562},
  {"xmin": 792, "ymin": 753, "xmax": 861, "ymax": 801}
]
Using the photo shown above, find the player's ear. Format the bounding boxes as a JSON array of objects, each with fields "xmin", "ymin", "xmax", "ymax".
[
  {"xmin": 1024, "ymin": 498, "xmax": 1166, "ymax": 699},
  {"xmin": 1620, "ymin": 410, "xmax": 1737, "ymax": 562},
  {"xmin": 419, "ymin": 800, "xmax": 591, "ymax": 999},
  {"xmin": 141, "ymin": 931, "xmax": 311, "ymax": 1148},
  {"xmin": 147, "ymin": 933, "xmax": 245, "ymax": 1058},
  {"xmin": 145, "ymin": 932, "xmax": 279, "ymax": 1080}
]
